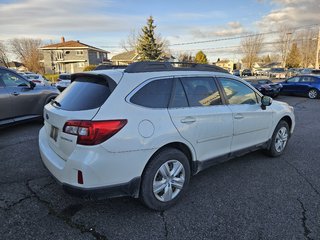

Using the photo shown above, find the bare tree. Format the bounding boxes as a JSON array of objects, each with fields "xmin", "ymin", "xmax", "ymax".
[
  {"xmin": 296, "ymin": 29, "xmax": 317, "ymax": 68},
  {"xmin": 178, "ymin": 52, "xmax": 194, "ymax": 62},
  {"xmin": 120, "ymin": 29, "xmax": 139, "ymax": 52},
  {"xmin": 10, "ymin": 38, "xmax": 43, "ymax": 73},
  {"xmin": 276, "ymin": 25, "xmax": 294, "ymax": 67},
  {"xmin": 0, "ymin": 41, "xmax": 10, "ymax": 67},
  {"xmin": 241, "ymin": 34, "xmax": 264, "ymax": 69}
]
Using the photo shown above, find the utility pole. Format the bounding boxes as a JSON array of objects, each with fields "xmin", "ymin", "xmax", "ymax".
[{"xmin": 315, "ymin": 27, "xmax": 320, "ymax": 69}]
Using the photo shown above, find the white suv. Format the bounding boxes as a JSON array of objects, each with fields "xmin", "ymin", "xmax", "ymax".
[{"xmin": 39, "ymin": 62, "xmax": 295, "ymax": 210}]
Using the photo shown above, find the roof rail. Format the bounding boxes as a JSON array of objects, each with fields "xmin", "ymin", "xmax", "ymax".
[
  {"xmin": 94, "ymin": 64, "xmax": 128, "ymax": 70},
  {"xmin": 124, "ymin": 61, "xmax": 229, "ymax": 73}
]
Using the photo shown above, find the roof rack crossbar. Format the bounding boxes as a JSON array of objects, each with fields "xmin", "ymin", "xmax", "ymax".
[{"xmin": 124, "ymin": 61, "xmax": 229, "ymax": 73}]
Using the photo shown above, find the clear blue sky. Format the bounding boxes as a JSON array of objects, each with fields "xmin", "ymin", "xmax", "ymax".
[{"xmin": 0, "ymin": 0, "xmax": 318, "ymax": 61}]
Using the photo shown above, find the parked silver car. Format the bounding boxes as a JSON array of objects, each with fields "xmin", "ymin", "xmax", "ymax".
[{"xmin": 0, "ymin": 67, "xmax": 59, "ymax": 126}]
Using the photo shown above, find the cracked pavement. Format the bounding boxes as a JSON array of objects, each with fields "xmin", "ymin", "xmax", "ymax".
[{"xmin": 0, "ymin": 95, "xmax": 320, "ymax": 240}]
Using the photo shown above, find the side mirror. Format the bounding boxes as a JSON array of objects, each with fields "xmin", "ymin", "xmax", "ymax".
[
  {"xmin": 29, "ymin": 81, "xmax": 36, "ymax": 89},
  {"xmin": 261, "ymin": 96, "xmax": 272, "ymax": 110}
]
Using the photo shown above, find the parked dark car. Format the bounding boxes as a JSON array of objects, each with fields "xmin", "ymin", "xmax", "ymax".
[
  {"xmin": 232, "ymin": 69, "xmax": 241, "ymax": 76},
  {"xmin": 0, "ymin": 67, "xmax": 59, "ymax": 126},
  {"xmin": 242, "ymin": 69, "xmax": 252, "ymax": 76},
  {"xmin": 300, "ymin": 69, "xmax": 320, "ymax": 75},
  {"xmin": 246, "ymin": 79, "xmax": 282, "ymax": 98},
  {"xmin": 280, "ymin": 75, "xmax": 320, "ymax": 99}
]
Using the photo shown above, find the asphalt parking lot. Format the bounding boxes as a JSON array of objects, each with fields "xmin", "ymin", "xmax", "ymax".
[{"xmin": 0, "ymin": 95, "xmax": 319, "ymax": 240}]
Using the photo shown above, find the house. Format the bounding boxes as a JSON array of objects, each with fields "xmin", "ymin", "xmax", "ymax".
[
  {"xmin": 39, "ymin": 37, "xmax": 110, "ymax": 74},
  {"xmin": 214, "ymin": 59, "xmax": 234, "ymax": 73},
  {"xmin": 111, "ymin": 50, "xmax": 176, "ymax": 65},
  {"xmin": 8, "ymin": 61, "xmax": 27, "ymax": 72},
  {"xmin": 111, "ymin": 50, "xmax": 139, "ymax": 65}
]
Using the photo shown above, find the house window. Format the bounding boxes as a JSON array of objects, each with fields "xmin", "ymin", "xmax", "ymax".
[
  {"xmin": 76, "ymin": 50, "xmax": 84, "ymax": 55},
  {"xmin": 78, "ymin": 62, "xmax": 85, "ymax": 67},
  {"xmin": 56, "ymin": 51, "xmax": 63, "ymax": 60},
  {"xmin": 97, "ymin": 52, "xmax": 100, "ymax": 59},
  {"xmin": 103, "ymin": 53, "xmax": 107, "ymax": 59}
]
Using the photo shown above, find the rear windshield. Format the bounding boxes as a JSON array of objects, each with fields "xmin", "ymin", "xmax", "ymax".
[{"xmin": 53, "ymin": 76, "xmax": 112, "ymax": 111}]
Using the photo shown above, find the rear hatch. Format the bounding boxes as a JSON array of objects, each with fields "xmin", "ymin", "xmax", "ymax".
[{"xmin": 43, "ymin": 73, "xmax": 119, "ymax": 160}]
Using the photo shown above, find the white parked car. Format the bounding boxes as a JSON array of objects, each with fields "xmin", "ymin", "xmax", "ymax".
[
  {"xmin": 39, "ymin": 62, "xmax": 295, "ymax": 210},
  {"xmin": 56, "ymin": 73, "xmax": 71, "ymax": 92},
  {"xmin": 25, "ymin": 74, "xmax": 49, "ymax": 86}
]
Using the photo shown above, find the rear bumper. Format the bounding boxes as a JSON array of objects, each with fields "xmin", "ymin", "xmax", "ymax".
[
  {"xmin": 38, "ymin": 127, "xmax": 144, "ymax": 198},
  {"xmin": 62, "ymin": 177, "xmax": 140, "ymax": 199}
]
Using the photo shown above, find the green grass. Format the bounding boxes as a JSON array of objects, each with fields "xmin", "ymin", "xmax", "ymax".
[{"xmin": 44, "ymin": 74, "xmax": 59, "ymax": 82}]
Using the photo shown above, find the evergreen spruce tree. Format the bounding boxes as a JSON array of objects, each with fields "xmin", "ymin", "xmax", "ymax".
[
  {"xmin": 286, "ymin": 43, "xmax": 301, "ymax": 68},
  {"xmin": 136, "ymin": 16, "xmax": 164, "ymax": 61},
  {"xmin": 194, "ymin": 51, "xmax": 208, "ymax": 64}
]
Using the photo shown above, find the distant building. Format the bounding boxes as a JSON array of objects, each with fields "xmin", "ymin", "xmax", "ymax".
[
  {"xmin": 111, "ymin": 50, "xmax": 139, "ymax": 65},
  {"xmin": 8, "ymin": 61, "xmax": 27, "ymax": 72},
  {"xmin": 39, "ymin": 37, "xmax": 110, "ymax": 74},
  {"xmin": 214, "ymin": 59, "xmax": 234, "ymax": 73},
  {"xmin": 111, "ymin": 50, "xmax": 176, "ymax": 65},
  {"xmin": 261, "ymin": 62, "xmax": 283, "ymax": 69}
]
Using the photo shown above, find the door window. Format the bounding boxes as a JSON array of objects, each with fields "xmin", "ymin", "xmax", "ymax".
[
  {"xmin": 169, "ymin": 79, "xmax": 188, "ymax": 108},
  {"xmin": 0, "ymin": 70, "xmax": 29, "ymax": 87},
  {"xmin": 287, "ymin": 77, "xmax": 299, "ymax": 83},
  {"xmin": 218, "ymin": 78, "xmax": 258, "ymax": 105},
  {"xmin": 180, "ymin": 77, "xmax": 222, "ymax": 107},
  {"xmin": 300, "ymin": 76, "xmax": 315, "ymax": 82}
]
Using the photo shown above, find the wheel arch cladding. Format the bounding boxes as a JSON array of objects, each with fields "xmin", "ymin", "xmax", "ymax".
[
  {"xmin": 141, "ymin": 142, "xmax": 194, "ymax": 184},
  {"xmin": 280, "ymin": 116, "xmax": 292, "ymax": 132}
]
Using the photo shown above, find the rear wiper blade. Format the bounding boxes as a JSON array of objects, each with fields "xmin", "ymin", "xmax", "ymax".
[{"xmin": 51, "ymin": 99, "xmax": 61, "ymax": 107}]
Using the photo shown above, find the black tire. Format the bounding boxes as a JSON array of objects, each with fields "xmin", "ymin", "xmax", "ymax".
[
  {"xmin": 307, "ymin": 88, "xmax": 318, "ymax": 99},
  {"xmin": 140, "ymin": 148, "xmax": 190, "ymax": 211},
  {"xmin": 266, "ymin": 121, "xmax": 290, "ymax": 157}
]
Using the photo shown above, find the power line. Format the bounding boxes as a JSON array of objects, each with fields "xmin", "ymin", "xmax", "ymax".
[
  {"xmin": 171, "ymin": 38, "xmax": 318, "ymax": 53},
  {"xmin": 169, "ymin": 23, "xmax": 320, "ymax": 46}
]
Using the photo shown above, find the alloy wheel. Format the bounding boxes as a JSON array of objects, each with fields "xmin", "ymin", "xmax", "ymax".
[
  {"xmin": 153, "ymin": 160, "xmax": 185, "ymax": 202},
  {"xmin": 308, "ymin": 89, "xmax": 318, "ymax": 99},
  {"xmin": 274, "ymin": 127, "xmax": 288, "ymax": 153}
]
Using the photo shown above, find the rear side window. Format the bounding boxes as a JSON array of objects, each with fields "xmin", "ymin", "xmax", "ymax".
[
  {"xmin": 130, "ymin": 78, "xmax": 173, "ymax": 108},
  {"xmin": 180, "ymin": 77, "xmax": 222, "ymax": 107},
  {"xmin": 54, "ymin": 76, "xmax": 112, "ymax": 111}
]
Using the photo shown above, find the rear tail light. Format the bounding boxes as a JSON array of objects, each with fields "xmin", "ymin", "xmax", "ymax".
[
  {"xmin": 63, "ymin": 120, "xmax": 127, "ymax": 145},
  {"xmin": 32, "ymin": 80, "xmax": 41, "ymax": 83}
]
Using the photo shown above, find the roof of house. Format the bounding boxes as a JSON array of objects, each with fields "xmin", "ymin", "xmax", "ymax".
[
  {"xmin": 261, "ymin": 62, "xmax": 282, "ymax": 68},
  {"xmin": 111, "ymin": 50, "xmax": 139, "ymax": 61},
  {"xmin": 8, "ymin": 61, "xmax": 24, "ymax": 68},
  {"xmin": 40, "ymin": 40, "xmax": 109, "ymax": 53},
  {"xmin": 215, "ymin": 60, "xmax": 232, "ymax": 64},
  {"xmin": 111, "ymin": 50, "xmax": 175, "ymax": 62}
]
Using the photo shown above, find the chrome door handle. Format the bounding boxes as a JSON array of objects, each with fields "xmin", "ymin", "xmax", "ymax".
[
  {"xmin": 180, "ymin": 117, "xmax": 196, "ymax": 123},
  {"xmin": 11, "ymin": 92, "xmax": 20, "ymax": 96},
  {"xmin": 234, "ymin": 114, "xmax": 244, "ymax": 119}
]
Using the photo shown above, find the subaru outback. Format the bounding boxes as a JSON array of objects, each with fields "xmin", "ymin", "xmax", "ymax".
[{"xmin": 39, "ymin": 62, "xmax": 295, "ymax": 210}]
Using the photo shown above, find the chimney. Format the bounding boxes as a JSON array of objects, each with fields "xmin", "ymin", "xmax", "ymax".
[{"xmin": 61, "ymin": 37, "xmax": 65, "ymax": 43}]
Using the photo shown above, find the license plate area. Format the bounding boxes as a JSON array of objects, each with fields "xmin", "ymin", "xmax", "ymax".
[{"xmin": 50, "ymin": 126, "xmax": 59, "ymax": 142}]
